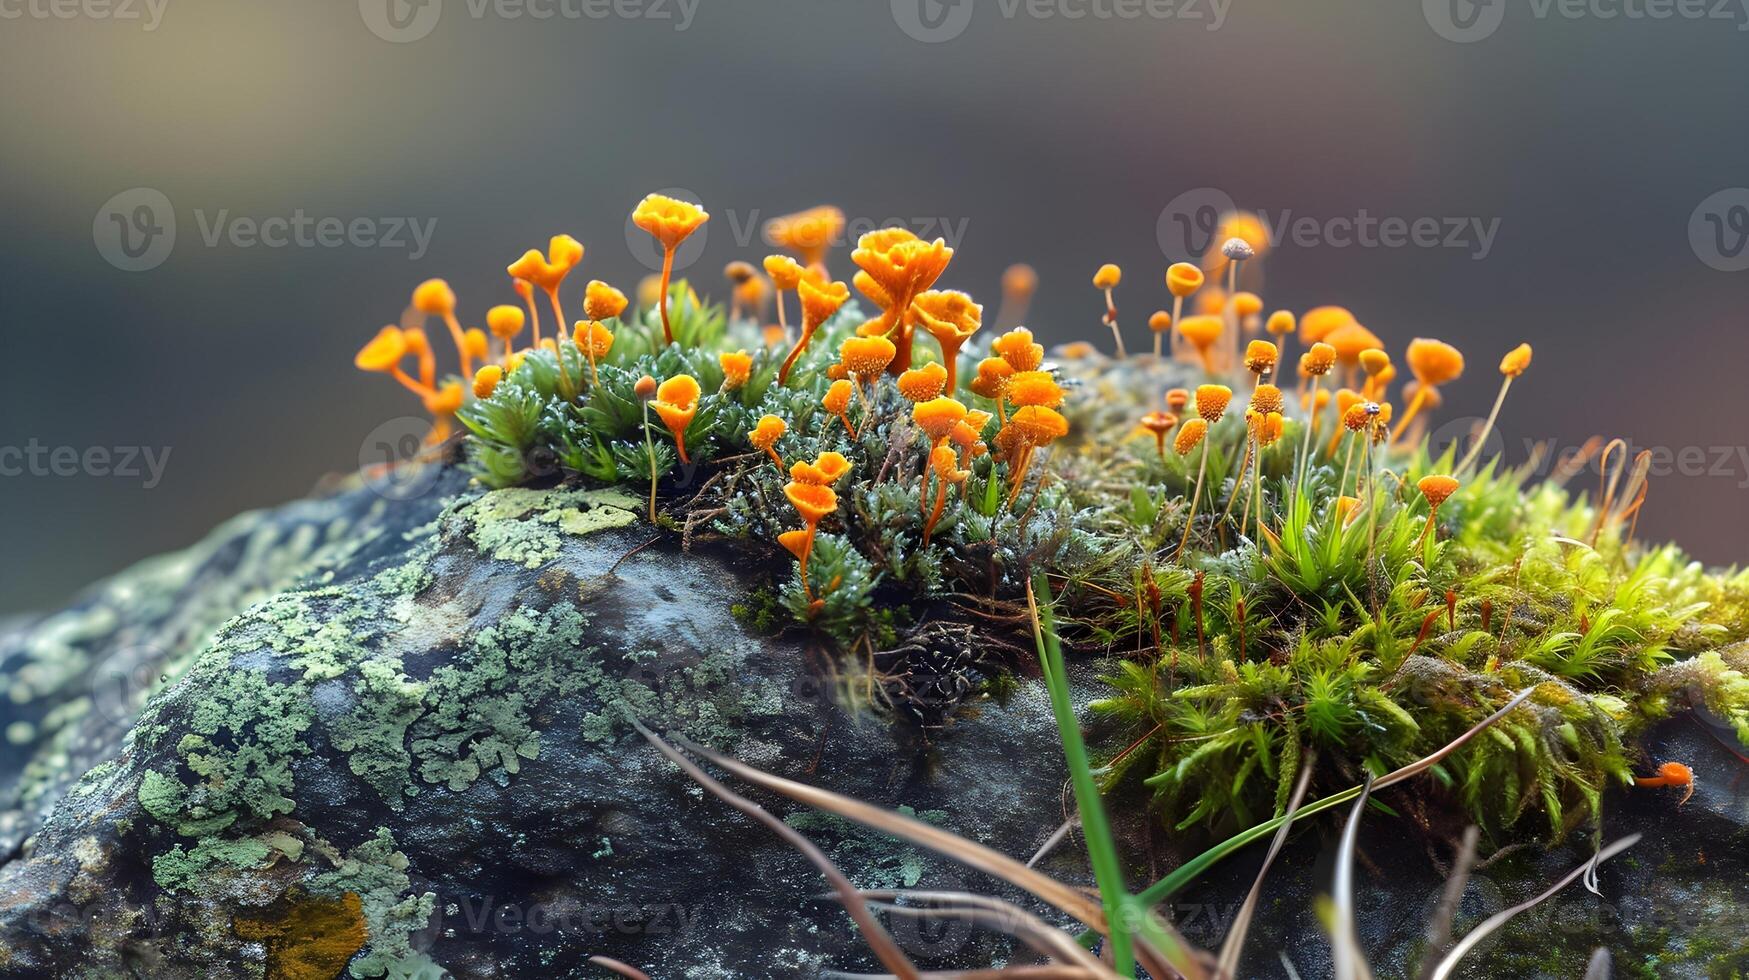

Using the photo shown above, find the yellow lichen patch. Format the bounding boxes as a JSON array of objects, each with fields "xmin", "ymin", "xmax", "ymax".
[{"xmin": 233, "ymin": 891, "xmax": 367, "ymax": 980}]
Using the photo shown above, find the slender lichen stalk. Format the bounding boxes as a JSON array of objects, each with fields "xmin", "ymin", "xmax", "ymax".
[
  {"xmin": 641, "ymin": 401, "xmax": 659, "ymax": 524},
  {"xmin": 1294, "ymin": 374, "xmax": 1321, "ymax": 498},
  {"xmin": 1176, "ymin": 440, "xmax": 1210, "ymax": 561}
]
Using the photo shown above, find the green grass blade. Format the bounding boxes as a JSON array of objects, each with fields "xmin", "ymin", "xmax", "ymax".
[{"xmin": 1027, "ymin": 571, "xmax": 1136, "ymax": 978}]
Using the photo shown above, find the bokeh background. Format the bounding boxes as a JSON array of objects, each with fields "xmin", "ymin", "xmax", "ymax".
[{"xmin": 4, "ymin": 0, "xmax": 1748, "ymax": 614}]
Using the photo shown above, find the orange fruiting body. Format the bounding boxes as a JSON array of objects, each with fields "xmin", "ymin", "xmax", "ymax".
[
  {"xmin": 898, "ymin": 362, "xmax": 949, "ymax": 402},
  {"xmin": 1195, "ymin": 384, "xmax": 1232, "ymax": 423},
  {"xmin": 473, "ymin": 365, "xmax": 503, "ymax": 400},
  {"xmin": 1304, "ymin": 342, "xmax": 1338, "ymax": 376},
  {"xmin": 992, "ymin": 327, "xmax": 1045, "ymax": 372},
  {"xmin": 1175, "ymin": 417, "xmax": 1209, "ymax": 454},
  {"xmin": 1166, "ymin": 262, "xmax": 1205, "ymax": 298},
  {"xmin": 1500, "ymin": 342, "xmax": 1533, "ymax": 377},
  {"xmin": 650, "ymin": 375, "xmax": 701, "ymax": 464},
  {"xmin": 584, "ymin": 280, "xmax": 629, "ymax": 322},
  {"xmin": 719, "ymin": 350, "xmax": 753, "ymax": 390},
  {"xmin": 1244, "ymin": 340, "xmax": 1279, "ymax": 375}
]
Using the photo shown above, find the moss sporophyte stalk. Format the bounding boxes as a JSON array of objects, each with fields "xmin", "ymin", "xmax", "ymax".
[{"xmin": 353, "ymin": 191, "xmax": 1749, "ymax": 841}]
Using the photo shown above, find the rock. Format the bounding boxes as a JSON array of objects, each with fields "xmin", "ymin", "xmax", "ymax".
[{"xmin": 2, "ymin": 465, "xmax": 1746, "ymax": 978}]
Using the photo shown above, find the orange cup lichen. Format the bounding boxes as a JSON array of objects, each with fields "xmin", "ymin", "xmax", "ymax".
[
  {"xmin": 750, "ymin": 414, "xmax": 787, "ymax": 472},
  {"xmin": 898, "ymin": 362, "xmax": 949, "ymax": 403},
  {"xmin": 649, "ymin": 375, "xmax": 701, "ymax": 464},
  {"xmin": 912, "ymin": 289, "xmax": 983, "ymax": 392},
  {"xmin": 632, "ymin": 194, "xmax": 710, "ymax": 346},
  {"xmin": 778, "ymin": 276, "xmax": 850, "ymax": 385}
]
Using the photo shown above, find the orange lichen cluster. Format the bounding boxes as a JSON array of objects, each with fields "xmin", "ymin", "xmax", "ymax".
[
  {"xmin": 355, "ymin": 206, "xmax": 666, "ymax": 440},
  {"xmin": 852, "ymin": 228, "xmax": 955, "ymax": 375},
  {"xmin": 353, "ymin": 197, "xmax": 1556, "ymax": 618},
  {"xmin": 353, "ymin": 286, "xmax": 473, "ymax": 443}
]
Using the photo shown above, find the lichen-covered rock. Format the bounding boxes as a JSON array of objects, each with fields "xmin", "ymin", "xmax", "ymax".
[
  {"xmin": 2, "ymin": 466, "xmax": 1745, "ymax": 978},
  {"xmin": 0, "ymin": 468, "xmax": 1085, "ymax": 978}
]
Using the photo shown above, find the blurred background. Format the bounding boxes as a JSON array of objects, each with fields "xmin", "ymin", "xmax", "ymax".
[{"xmin": 3, "ymin": 0, "xmax": 1747, "ymax": 614}]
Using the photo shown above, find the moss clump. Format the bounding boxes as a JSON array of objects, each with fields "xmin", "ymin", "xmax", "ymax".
[{"xmin": 370, "ymin": 206, "xmax": 1749, "ymax": 847}]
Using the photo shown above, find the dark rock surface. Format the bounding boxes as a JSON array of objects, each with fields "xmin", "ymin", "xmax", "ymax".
[{"xmin": 1, "ymin": 464, "xmax": 1745, "ymax": 979}]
